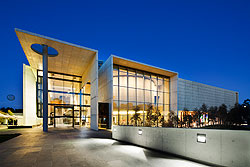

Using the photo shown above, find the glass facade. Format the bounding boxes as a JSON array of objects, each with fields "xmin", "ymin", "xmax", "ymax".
[
  {"xmin": 113, "ymin": 65, "xmax": 170, "ymax": 127},
  {"xmin": 37, "ymin": 70, "xmax": 91, "ymax": 127}
]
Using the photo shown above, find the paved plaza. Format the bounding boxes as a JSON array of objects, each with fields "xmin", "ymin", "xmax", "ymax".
[{"xmin": 0, "ymin": 127, "xmax": 212, "ymax": 167}]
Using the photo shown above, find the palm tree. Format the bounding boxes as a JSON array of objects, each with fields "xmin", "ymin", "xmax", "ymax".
[
  {"xmin": 152, "ymin": 108, "xmax": 161, "ymax": 127},
  {"xmin": 145, "ymin": 104, "xmax": 153, "ymax": 126},
  {"xmin": 131, "ymin": 106, "xmax": 141, "ymax": 126},
  {"xmin": 145, "ymin": 104, "xmax": 162, "ymax": 127},
  {"xmin": 164, "ymin": 110, "xmax": 178, "ymax": 127}
]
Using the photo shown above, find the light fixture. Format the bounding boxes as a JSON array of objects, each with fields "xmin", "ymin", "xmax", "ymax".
[
  {"xmin": 138, "ymin": 129, "xmax": 142, "ymax": 135},
  {"xmin": 197, "ymin": 133, "xmax": 206, "ymax": 143}
]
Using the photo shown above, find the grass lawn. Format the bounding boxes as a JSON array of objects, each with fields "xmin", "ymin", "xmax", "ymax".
[{"xmin": 0, "ymin": 133, "xmax": 21, "ymax": 143}]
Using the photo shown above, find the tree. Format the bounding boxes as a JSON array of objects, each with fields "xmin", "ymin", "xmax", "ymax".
[
  {"xmin": 242, "ymin": 99, "xmax": 250, "ymax": 125},
  {"xmin": 145, "ymin": 104, "xmax": 154, "ymax": 127},
  {"xmin": 131, "ymin": 106, "xmax": 141, "ymax": 126},
  {"xmin": 187, "ymin": 114, "xmax": 193, "ymax": 128},
  {"xmin": 0, "ymin": 107, "xmax": 15, "ymax": 114},
  {"xmin": 182, "ymin": 108, "xmax": 193, "ymax": 128},
  {"xmin": 208, "ymin": 106, "xmax": 217, "ymax": 125},
  {"xmin": 163, "ymin": 110, "xmax": 178, "ymax": 127},
  {"xmin": 227, "ymin": 103, "xmax": 244, "ymax": 125},
  {"xmin": 151, "ymin": 108, "xmax": 161, "ymax": 127},
  {"xmin": 200, "ymin": 104, "xmax": 208, "ymax": 113},
  {"xmin": 218, "ymin": 104, "xmax": 227, "ymax": 125},
  {"xmin": 193, "ymin": 108, "xmax": 201, "ymax": 128},
  {"xmin": 145, "ymin": 104, "xmax": 162, "ymax": 127},
  {"xmin": 199, "ymin": 104, "xmax": 208, "ymax": 126},
  {"xmin": 182, "ymin": 108, "xmax": 188, "ymax": 128}
]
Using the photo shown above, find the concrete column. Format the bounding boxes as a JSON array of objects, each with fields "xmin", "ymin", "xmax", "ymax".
[{"xmin": 43, "ymin": 45, "xmax": 48, "ymax": 132}]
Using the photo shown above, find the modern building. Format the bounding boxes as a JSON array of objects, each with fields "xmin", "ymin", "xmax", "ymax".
[{"xmin": 15, "ymin": 29, "xmax": 238, "ymax": 130}]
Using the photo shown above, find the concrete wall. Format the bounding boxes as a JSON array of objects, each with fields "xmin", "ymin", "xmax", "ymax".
[
  {"xmin": 112, "ymin": 126, "xmax": 250, "ymax": 167},
  {"xmin": 98, "ymin": 56, "xmax": 113, "ymax": 128},
  {"xmin": 82, "ymin": 54, "xmax": 99, "ymax": 130},
  {"xmin": 170, "ymin": 75, "xmax": 178, "ymax": 112},
  {"xmin": 23, "ymin": 64, "xmax": 37, "ymax": 126},
  {"xmin": 178, "ymin": 78, "xmax": 238, "ymax": 111}
]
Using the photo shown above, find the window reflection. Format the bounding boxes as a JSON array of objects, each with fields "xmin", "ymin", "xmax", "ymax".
[
  {"xmin": 113, "ymin": 86, "xmax": 118, "ymax": 100},
  {"xmin": 128, "ymin": 101, "xmax": 136, "ymax": 125},
  {"xmin": 113, "ymin": 65, "xmax": 170, "ymax": 127},
  {"xmin": 137, "ymin": 89, "xmax": 144, "ymax": 102},
  {"xmin": 128, "ymin": 70, "xmax": 136, "ymax": 88},
  {"xmin": 113, "ymin": 101, "xmax": 118, "ymax": 125},
  {"xmin": 144, "ymin": 73, "xmax": 151, "ymax": 90},
  {"xmin": 119, "ymin": 68, "xmax": 127, "ymax": 87},
  {"xmin": 137, "ymin": 72, "xmax": 144, "ymax": 89},
  {"xmin": 119, "ymin": 87, "xmax": 127, "ymax": 101},
  {"xmin": 128, "ymin": 88, "xmax": 136, "ymax": 102},
  {"xmin": 37, "ymin": 70, "xmax": 91, "ymax": 127},
  {"xmin": 119, "ymin": 101, "xmax": 128, "ymax": 125},
  {"xmin": 113, "ymin": 66, "xmax": 118, "ymax": 85}
]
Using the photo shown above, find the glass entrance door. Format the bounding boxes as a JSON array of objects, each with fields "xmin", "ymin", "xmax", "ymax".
[{"xmin": 54, "ymin": 106, "xmax": 74, "ymax": 128}]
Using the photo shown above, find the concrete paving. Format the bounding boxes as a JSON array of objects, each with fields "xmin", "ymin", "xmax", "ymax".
[{"xmin": 0, "ymin": 127, "xmax": 211, "ymax": 167}]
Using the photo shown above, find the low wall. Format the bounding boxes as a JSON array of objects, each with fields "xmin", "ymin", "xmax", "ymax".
[{"xmin": 112, "ymin": 126, "xmax": 250, "ymax": 167}]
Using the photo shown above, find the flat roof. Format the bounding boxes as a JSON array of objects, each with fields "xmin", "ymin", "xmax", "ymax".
[
  {"xmin": 15, "ymin": 28, "xmax": 97, "ymax": 76},
  {"xmin": 112, "ymin": 55, "xmax": 178, "ymax": 77}
]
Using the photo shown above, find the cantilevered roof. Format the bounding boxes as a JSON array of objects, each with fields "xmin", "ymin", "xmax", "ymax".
[
  {"xmin": 113, "ymin": 55, "xmax": 178, "ymax": 77},
  {"xmin": 15, "ymin": 28, "xmax": 98, "ymax": 76}
]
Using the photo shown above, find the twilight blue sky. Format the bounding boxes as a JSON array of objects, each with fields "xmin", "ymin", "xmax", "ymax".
[{"xmin": 0, "ymin": 0, "xmax": 249, "ymax": 109}]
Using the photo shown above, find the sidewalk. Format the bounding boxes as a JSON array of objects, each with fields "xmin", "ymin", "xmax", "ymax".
[{"xmin": 0, "ymin": 127, "xmax": 210, "ymax": 167}]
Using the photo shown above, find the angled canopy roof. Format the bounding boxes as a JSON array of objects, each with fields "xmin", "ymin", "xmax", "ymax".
[
  {"xmin": 112, "ymin": 55, "xmax": 178, "ymax": 77},
  {"xmin": 15, "ymin": 28, "xmax": 98, "ymax": 76}
]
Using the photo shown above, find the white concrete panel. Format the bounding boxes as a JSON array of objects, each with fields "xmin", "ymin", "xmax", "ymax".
[
  {"xmin": 23, "ymin": 64, "xmax": 37, "ymax": 126},
  {"xmin": 221, "ymin": 130, "xmax": 250, "ymax": 167},
  {"xmin": 113, "ymin": 126, "xmax": 250, "ymax": 167},
  {"xmin": 170, "ymin": 75, "xmax": 178, "ymax": 113},
  {"xmin": 185, "ymin": 129, "xmax": 221, "ymax": 165},
  {"xmin": 82, "ymin": 54, "xmax": 99, "ymax": 130},
  {"xmin": 162, "ymin": 128, "xmax": 186, "ymax": 156},
  {"xmin": 98, "ymin": 56, "xmax": 113, "ymax": 128},
  {"xmin": 145, "ymin": 127, "xmax": 163, "ymax": 150}
]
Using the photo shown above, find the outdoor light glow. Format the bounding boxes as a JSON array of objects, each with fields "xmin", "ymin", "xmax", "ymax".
[
  {"xmin": 197, "ymin": 134, "xmax": 206, "ymax": 143},
  {"xmin": 138, "ymin": 129, "xmax": 142, "ymax": 135}
]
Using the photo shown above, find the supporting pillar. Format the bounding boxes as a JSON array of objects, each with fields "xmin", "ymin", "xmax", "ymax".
[
  {"xmin": 42, "ymin": 45, "xmax": 48, "ymax": 132},
  {"xmin": 31, "ymin": 43, "xmax": 58, "ymax": 132}
]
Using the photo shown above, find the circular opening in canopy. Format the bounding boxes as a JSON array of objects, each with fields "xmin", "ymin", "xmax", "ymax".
[
  {"xmin": 31, "ymin": 44, "xmax": 58, "ymax": 57},
  {"xmin": 7, "ymin": 94, "xmax": 15, "ymax": 101}
]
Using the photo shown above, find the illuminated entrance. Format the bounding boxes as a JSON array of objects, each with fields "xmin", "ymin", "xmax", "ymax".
[
  {"xmin": 53, "ymin": 106, "xmax": 74, "ymax": 127},
  {"xmin": 37, "ymin": 70, "xmax": 92, "ymax": 128}
]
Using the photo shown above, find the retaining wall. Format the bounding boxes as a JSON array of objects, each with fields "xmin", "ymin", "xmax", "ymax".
[{"xmin": 112, "ymin": 126, "xmax": 250, "ymax": 167}]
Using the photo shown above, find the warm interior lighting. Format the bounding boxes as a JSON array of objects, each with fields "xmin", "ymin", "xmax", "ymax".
[
  {"xmin": 138, "ymin": 129, "xmax": 142, "ymax": 135},
  {"xmin": 113, "ymin": 111, "xmax": 146, "ymax": 115},
  {"xmin": 197, "ymin": 134, "xmax": 206, "ymax": 143}
]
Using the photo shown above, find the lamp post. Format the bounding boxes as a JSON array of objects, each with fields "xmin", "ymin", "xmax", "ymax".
[{"xmin": 31, "ymin": 44, "xmax": 58, "ymax": 132}]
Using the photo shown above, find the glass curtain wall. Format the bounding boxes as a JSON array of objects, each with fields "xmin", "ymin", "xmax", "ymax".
[
  {"xmin": 37, "ymin": 70, "xmax": 91, "ymax": 127},
  {"xmin": 113, "ymin": 65, "xmax": 170, "ymax": 127}
]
